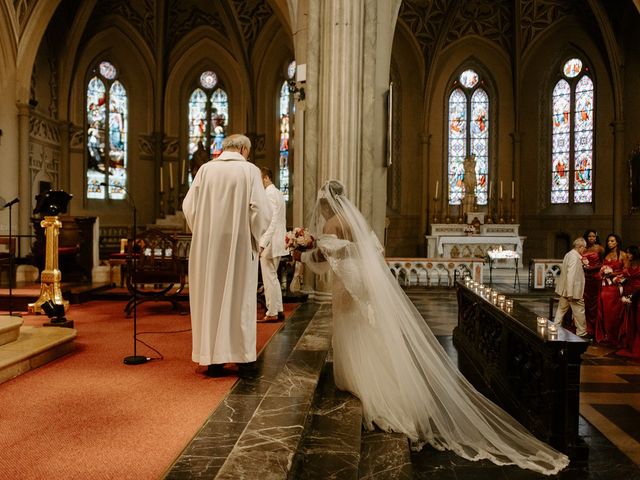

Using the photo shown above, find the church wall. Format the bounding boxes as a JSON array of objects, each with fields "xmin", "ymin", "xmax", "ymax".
[
  {"xmin": 252, "ymin": 20, "xmax": 294, "ymax": 223},
  {"xmin": 0, "ymin": 5, "xmax": 19, "ymax": 234},
  {"xmin": 519, "ymin": 17, "xmax": 615, "ymax": 260},
  {"xmin": 66, "ymin": 25, "xmax": 155, "ymax": 227},
  {"xmin": 621, "ymin": 9, "xmax": 640, "ymax": 244},
  {"xmin": 386, "ymin": 24, "xmax": 424, "ymax": 256}
]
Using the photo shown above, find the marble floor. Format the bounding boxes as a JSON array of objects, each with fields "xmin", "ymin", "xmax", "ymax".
[{"xmin": 163, "ymin": 284, "xmax": 640, "ymax": 479}]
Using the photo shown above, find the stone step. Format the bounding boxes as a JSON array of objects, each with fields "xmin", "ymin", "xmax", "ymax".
[
  {"xmin": 0, "ymin": 316, "xmax": 23, "ymax": 346},
  {"xmin": 0, "ymin": 321, "xmax": 77, "ymax": 385},
  {"xmin": 290, "ymin": 362, "xmax": 363, "ymax": 479},
  {"xmin": 359, "ymin": 430, "xmax": 412, "ymax": 479}
]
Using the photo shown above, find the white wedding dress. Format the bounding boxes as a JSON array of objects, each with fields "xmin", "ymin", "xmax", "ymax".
[{"xmin": 302, "ymin": 181, "xmax": 570, "ymax": 476}]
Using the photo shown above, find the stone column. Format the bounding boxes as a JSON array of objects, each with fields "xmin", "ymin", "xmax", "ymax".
[
  {"xmin": 304, "ymin": 0, "xmax": 400, "ymax": 235},
  {"xmin": 17, "ymin": 102, "xmax": 32, "ymax": 254}
]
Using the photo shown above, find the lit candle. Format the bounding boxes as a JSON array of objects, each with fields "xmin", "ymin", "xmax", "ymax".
[
  {"xmin": 169, "ymin": 163, "xmax": 174, "ymax": 189},
  {"xmin": 488, "ymin": 180, "xmax": 492, "ymax": 199},
  {"xmin": 500, "ymin": 181, "xmax": 503, "ymax": 200},
  {"xmin": 435, "ymin": 180, "xmax": 439, "ymax": 200},
  {"xmin": 160, "ymin": 165, "xmax": 164, "ymax": 193},
  {"xmin": 181, "ymin": 159, "xmax": 186, "ymax": 185},
  {"xmin": 511, "ymin": 180, "xmax": 515, "ymax": 200}
]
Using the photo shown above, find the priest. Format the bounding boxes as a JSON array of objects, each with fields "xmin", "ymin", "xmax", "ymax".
[{"xmin": 183, "ymin": 134, "xmax": 271, "ymax": 378}]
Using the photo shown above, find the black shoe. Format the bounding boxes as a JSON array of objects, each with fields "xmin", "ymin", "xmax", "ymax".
[
  {"xmin": 238, "ymin": 362, "xmax": 258, "ymax": 379},
  {"xmin": 277, "ymin": 311, "xmax": 285, "ymax": 320},
  {"xmin": 206, "ymin": 364, "xmax": 226, "ymax": 377}
]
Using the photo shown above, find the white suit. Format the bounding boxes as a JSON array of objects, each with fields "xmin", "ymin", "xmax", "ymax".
[
  {"xmin": 553, "ymin": 247, "xmax": 587, "ymax": 336},
  {"xmin": 183, "ymin": 151, "xmax": 271, "ymax": 365},
  {"xmin": 259, "ymin": 183, "xmax": 287, "ymax": 316}
]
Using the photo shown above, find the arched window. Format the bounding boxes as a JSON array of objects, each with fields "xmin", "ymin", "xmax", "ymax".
[
  {"xmin": 447, "ymin": 68, "xmax": 489, "ymax": 205},
  {"xmin": 86, "ymin": 61, "xmax": 128, "ymax": 200},
  {"xmin": 278, "ymin": 60, "xmax": 296, "ymax": 202},
  {"xmin": 187, "ymin": 70, "xmax": 228, "ymax": 181},
  {"xmin": 551, "ymin": 57, "xmax": 594, "ymax": 204}
]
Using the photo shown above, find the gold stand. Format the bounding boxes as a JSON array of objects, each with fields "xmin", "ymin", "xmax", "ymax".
[
  {"xmin": 28, "ymin": 216, "xmax": 69, "ymax": 314},
  {"xmin": 432, "ymin": 197, "xmax": 440, "ymax": 223},
  {"xmin": 498, "ymin": 198, "xmax": 505, "ymax": 224},
  {"xmin": 510, "ymin": 198, "xmax": 516, "ymax": 223},
  {"xmin": 168, "ymin": 187, "xmax": 175, "ymax": 215}
]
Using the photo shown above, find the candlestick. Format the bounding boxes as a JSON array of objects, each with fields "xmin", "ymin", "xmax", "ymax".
[
  {"xmin": 160, "ymin": 165, "xmax": 164, "ymax": 193},
  {"xmin": 169, "ymin": 163, "xmax": 174, "ymax": 189},
  {"xmin": 181, "ymin": 159, "xmax": 186, "ymax": 185},
  {"xmin": 511, "ymin": 180, "xmax": 514, "ymax": 200},
  {"xmin": 500, "ymin": 181, "xmax": 503, "ymax": 200},
  {"xmin": 435, "ymin": 180, "xmax": 439, "ymax": 200},
  {"xmin": 488, "ymin": 180, "xmax": 492, "ymax": 199}
]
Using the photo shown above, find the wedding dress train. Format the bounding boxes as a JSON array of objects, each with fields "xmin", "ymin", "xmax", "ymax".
[{"xmin": 301, "ymin": 180, "xmax": 569, "ymax": 476}]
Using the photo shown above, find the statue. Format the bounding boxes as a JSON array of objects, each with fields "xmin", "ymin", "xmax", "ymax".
[
  {"xmin": 462, "ymin": 155, "xmax": 477, "ymax": 220},
  {"xmin": 463, "ymin": 155, "xmax": 477, "ymax": 195},
  {"xmin": 191, "ymin": 141, "xmax": 209, "ymax": 178}
]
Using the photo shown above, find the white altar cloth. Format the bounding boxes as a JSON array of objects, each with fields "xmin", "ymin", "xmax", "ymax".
[{"xmin": 436, "ymin": 235, "xmax": 523, "ymax": 257}]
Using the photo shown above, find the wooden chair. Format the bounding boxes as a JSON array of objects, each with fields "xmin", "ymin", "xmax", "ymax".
[
  {"xmin": 124, "ymin": 229, "xmax": 186, "ymax": 316},
  {"xmin": 0, "ymin": 237, "xmax": 16, "ymax": 288}
]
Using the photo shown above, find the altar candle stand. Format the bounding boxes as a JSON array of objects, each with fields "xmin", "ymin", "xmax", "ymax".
[
  {"xmin": 432, "ymin": 197, "xmax": 440, "ymax": 223},
  {"xmin": 498, "ymin": 198, "xmax": 505, "ymax": 224},
  {"xmin": 28, "ymin": 216, "xmax": 69, "ymax": 314},
  {"xmin": 510, "ymin": 197, "xmax": 516, "ymax": 223},
  {"xmin": 444, "ymin": 197, "xmax": 451, "ymax": 224}
]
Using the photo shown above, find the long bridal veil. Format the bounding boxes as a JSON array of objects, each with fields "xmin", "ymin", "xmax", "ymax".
[{"xmin": 303, "ymin": 180, "xmax": 569, "ymax": 476}]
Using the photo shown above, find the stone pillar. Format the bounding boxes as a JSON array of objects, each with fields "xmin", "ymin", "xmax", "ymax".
[
  {"xmin": 17, "ymin": 102, "xmax": 31, "ymax": 255},
  {"xmin": 304, "ymin": 0, "xmax": 400, "ymax": 234},
  {"xmin": 612, "ymin": 121, "xmax": 624, "ymax": 233}
]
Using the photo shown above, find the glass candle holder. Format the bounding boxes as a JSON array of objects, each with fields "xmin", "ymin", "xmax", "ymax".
[
  {"xmin": 548, "ymin": 323, "xmax": 558, "ymax": 333},
  {"xmin": 536, "ymin": 316, "xmax": 547, "ymax": 326},
  {"xmin": 505, "ymin": 299, "xmax": 513, "ymax": 309}
]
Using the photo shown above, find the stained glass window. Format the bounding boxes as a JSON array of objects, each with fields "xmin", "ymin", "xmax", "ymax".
[
  {"xmin": 551, "ymin": 58, "xmax": 593, "ymax": 204},
  {"xmin": 279, "ymin": 80, "xmax": 291, "ymax": 201},
  {"xmin": 447, "ymin": 69, "xmax": 489, "ymax": 205},
  {"xmin": 187, "ymin": 71, "xmax": 228, "ymax": 183},
  {"xmin": 86, "ymin": 61, "xmax": 128, "ymax": 200}
]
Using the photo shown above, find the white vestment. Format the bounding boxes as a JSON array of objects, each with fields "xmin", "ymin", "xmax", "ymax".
[
  {"xmin": 259, "ymin": 183, "xmax": 287, "ymax": 316},
  {"xmin": 183, "ymin": 151, "xmax": 271, "ymax": 365}
]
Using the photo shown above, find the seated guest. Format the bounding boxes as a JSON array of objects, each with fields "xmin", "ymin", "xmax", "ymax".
[
  {"xmin": 582, "ymin": 229, "xmax": 604, "ymax": 337},
  {"xmin": 617, "ymin": 245, "xmax": 640, "ymax": 359},
  {"xmin": 595, "ymin": 233, "xmax": 627, "ymax": 346}
]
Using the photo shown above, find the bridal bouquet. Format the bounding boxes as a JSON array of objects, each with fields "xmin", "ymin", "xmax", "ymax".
[
  {"xmin": 285, "ymin": 227, "xmax": 315, "ymax": 252},
  {"xmin": 285, "ymin": 227, "xmax": 315, "ymax": 294}
]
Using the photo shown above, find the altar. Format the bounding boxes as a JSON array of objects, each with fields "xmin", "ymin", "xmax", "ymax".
[{"xmin": 426, "ymin": 223, "xmax": 525, "ymax": 260}]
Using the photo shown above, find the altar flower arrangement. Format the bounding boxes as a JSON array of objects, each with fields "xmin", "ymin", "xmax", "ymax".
[{"xmin": 285, "ymin": 227, "xmax": 315, "ymax": 293}]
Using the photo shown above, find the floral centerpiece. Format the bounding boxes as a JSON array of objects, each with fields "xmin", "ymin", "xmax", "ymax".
[{"xmin": 285, "ymin": 227, "xmax": 315, "ymax": 293}]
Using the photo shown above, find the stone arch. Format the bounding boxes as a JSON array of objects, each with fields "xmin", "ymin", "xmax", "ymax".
[
  {"xmin": 165, "ymin": 30, "xmax": 248, "ymax": 142},
  {"xmin": 15, "ymin": 0, "xmax": 63, "ymax": 102}
]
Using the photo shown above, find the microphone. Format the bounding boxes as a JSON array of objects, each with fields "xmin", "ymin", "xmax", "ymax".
[
  {"xmin": 100, "ymin": 182, "xmax": 135, "ymax": 208},
  {"xmin": 1, "ymin": 197, "xmax": 19, "ymax": 209}
]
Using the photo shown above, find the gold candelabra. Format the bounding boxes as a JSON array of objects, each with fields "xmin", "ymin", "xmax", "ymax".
[{"xmin": 29, "ymin": 216, "xmax": 69, "ymax": 314}]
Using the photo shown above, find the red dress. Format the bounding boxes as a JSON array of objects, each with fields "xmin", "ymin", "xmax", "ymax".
[
  {"xmin": 582, "ymin": 250, "xmax": 602, "ymax": 336},
  {"xmin": 617, "ymin": 265, "xmax": 640, "ymax": 359},
  {"xmin": 595, "ymin": 258, "xmax": 624, "ymax": 346}
]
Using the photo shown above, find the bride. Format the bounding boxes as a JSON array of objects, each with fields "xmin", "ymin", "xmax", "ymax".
[{"xmin": 292, "ymin": 180, "xmax": 569, "ymax": 476}]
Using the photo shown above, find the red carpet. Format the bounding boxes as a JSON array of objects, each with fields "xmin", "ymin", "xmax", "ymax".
[{"xmin": 0, "ymin": 300, "xmax": 297, "ymax": 480}]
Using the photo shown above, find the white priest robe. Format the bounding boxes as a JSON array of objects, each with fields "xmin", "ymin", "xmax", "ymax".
[{"xmin": 183, "ymin": 151, "xmax": 271, "ymax": 365}]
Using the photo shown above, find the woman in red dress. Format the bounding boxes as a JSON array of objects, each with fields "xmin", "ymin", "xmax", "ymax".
[
  {"xmin": 595, "ymin": 233, "xmax": 627, "ymax": 346},
  {"xmin": 582, "ymin": 229, "xmax": 604, "ymax": 337},
  {"xmin": 617, "ymin": 245, "xmax": 640, "ymax": 359}
]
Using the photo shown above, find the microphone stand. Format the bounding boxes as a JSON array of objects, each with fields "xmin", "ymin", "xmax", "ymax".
[
  {"xmin": 103, "ymin": 183, "xmax": 147, "ymax": 365},
  {"xmin": 3, "ymin": 198, "xmax": 19, "ymax": 317}
]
